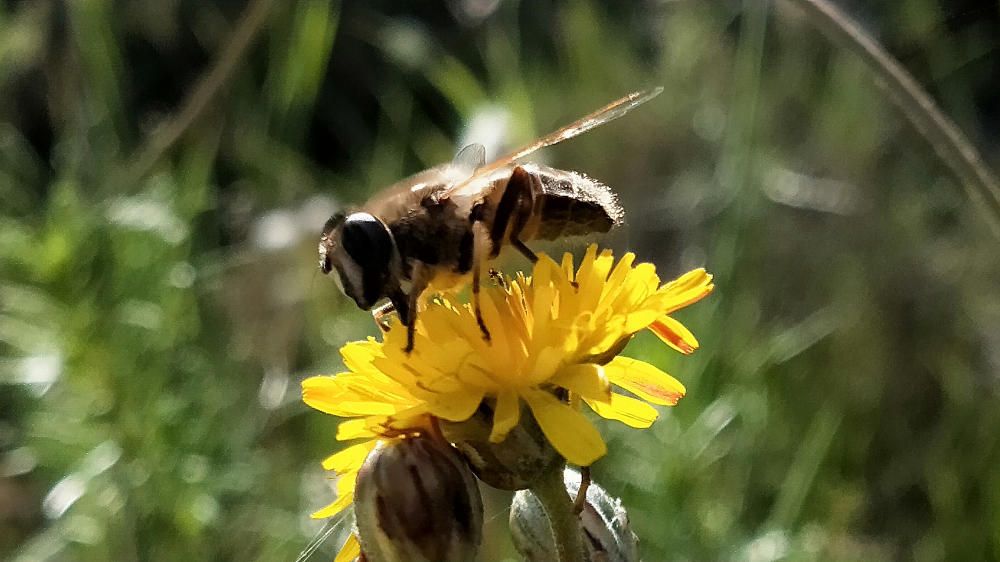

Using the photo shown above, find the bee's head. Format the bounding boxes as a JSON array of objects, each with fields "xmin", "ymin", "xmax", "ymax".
[{"xmin": 319, "ymin": 212, "xmax": 398, "ymax": 310}]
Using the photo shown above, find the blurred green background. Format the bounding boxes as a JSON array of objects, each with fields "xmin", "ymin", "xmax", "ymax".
[{"xmin": 2, "ymin": 0, "xmax": 1000, "ymax": 560}]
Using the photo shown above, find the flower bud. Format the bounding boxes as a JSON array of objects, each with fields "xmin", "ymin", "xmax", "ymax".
[
  {"xmin": 440, "ymin": 401, "xmax": 563, "ymax": 490},
  {"xmin": 353, "ymin": 436, "xmax": 483, "ymax": 562},
  {"xmin": 510, "ymin": 468, "xmax": 639, "ymax": 562}
]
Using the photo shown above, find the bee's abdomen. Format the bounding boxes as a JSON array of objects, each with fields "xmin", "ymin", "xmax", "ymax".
[
  {"xmin": 529, "ymin": 167, "xmax": 624, "ymax": 240},
  {"xmin": 535, "ymin": 192, "xmax": 614, "ymax": 239}
]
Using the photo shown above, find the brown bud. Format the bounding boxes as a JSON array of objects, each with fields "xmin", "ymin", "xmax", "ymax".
[
  {"xmin": 510, "ymin": 468, "xmax": 639, "ymax": 562},
  {"xmin": 353, "ymin": 436, "xmax": 483, "ymax": 562}
]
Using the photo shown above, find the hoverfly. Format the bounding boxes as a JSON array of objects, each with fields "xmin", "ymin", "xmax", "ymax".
[{"xmin": 319, "ymin": 88, "xmax": 662, "ymax": 352}]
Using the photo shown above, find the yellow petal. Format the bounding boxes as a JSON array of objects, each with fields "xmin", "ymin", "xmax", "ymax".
[
  {"xmin": 662, "ymin": 268, "xmax": 711, "ymax": 293},
  {"xmin": 417, "ymin": 299, "xmax": 460, "ymax": 338},
  {"xmin": 602, "ymin": 252, "xmax": 636, "ymax": 297},
  {"xmin": 522, "ymin": 389, "xmax": 607, "ymax": 466},
  {"xmin": 335, "ymin": 471, "xmax": 358, "ymax": 495},
  {"xmin": 648, "ymin": 315, "xmax": 700, "ymax": 354},
  {"xmin": 549, "ymin": 363, "xmax": 611, "ymax": 403},
  {"xmin": 625, "ymin": 262, "xmax": 660, "ymax": 295},
  {"xmin": 300, "ymin": 375, "xmax": 348, "ymax": 398},
  {"xmin": 529, "ymin": 256, "xmax": 562, "ymax": 333},
  {"xmin": 371, "ymin": 352, "xmax": 434, "ymax": 392},
  {"xmin": 486, "ymin": 285, "xmax": 530, "ymax": 362},
  {"xmin": 524, "ymin": 345, "xmax": 565, "ymax": 385},
  {"xmin": 336, "ymin": 418, "xmax": 379, "ymax": 441},
  {"xmin": 604, "ymin": 357, "xmax": 686, "ymax": 406},
  {"xmin": 532, "ymin": 253, "xmax": 561, "ymax": 289},
  {"xmin": 576, "ymin": 316, "xmax": 627, "ymax": 360},
  {"xmin": 572, "ymin": 245, "xmax": 599, "ymax": 287},
  {"xmin": 311, "ymin": 490, "xmax": 354, "ymax": 519},
  {"xmin": 302, "ymin": 376, "xmax": 406, "ymax": 417},
  {"xmin": 575, "ymin": 246, "xmax": 614, "ymax": 309},
  {"xmin": 497, "ymin": 282, "xmax": 532, "ymax": 346},
  {"xmin": 385, "ymin": 405, "xmax": 434, "ymax": 430},
  {"xmin": 309, "ymin": 397, "xmax": 400, "ymax": 417},
  {"xmin": 422, "ymin": 389, "xmax": 484, "ymax": 422},
  {"xmin": 321, "ymin": 440, "xmax": 377, "ymax": 472},
  {"xmin": 659, "ymin": 269, "xmax": 714, "ymax": 314},
  {"xmin": 489, "ymin": 390, "xmax": 521, "ymax": 443},
  {"xmin": 335, "ymin": 534, "xmax": 361, "ymax": 562},
  {"xmin": 338, "ymin": 372, "xmax": 420, "ymax": 405},
  {"xmin": 623, "ymin": 309, "xmax": 661, "ymax": 333},
  {"xmin": 478, "ymin": 287, "xmax": 512, "ymax": 361},
  {"xmin": 560, "ymin": 252, "xmax": 576, "ymax": 282},
  {"xmin": 584, "ymin": 393, "xmax": 659, "ymax": 428},
  {"xmin": 340, "ymin": 340, "xmax": 382, "ymax": 372}
]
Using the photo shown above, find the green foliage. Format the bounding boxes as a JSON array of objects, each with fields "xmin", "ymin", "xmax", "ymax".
[{"xmin": 1, "ymin": 1, "xmax": 999, "ymax": 560}]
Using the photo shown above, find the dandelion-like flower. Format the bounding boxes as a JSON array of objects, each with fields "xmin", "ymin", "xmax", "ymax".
[
  {"xmin": 300, "ymin": 367, "xmax": 428, "ymax": 561},
  {"xmin": 302, "ymin": 245, "xmax": 713, "ymax": 560}
]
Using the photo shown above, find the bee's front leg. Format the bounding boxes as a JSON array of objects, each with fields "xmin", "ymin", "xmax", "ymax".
[
  {"xmin": 394, "ymin": 301, "xmax": 417, "ymax": 354},
  {"xmin": 405, "ymin": 289, "xmax": 420, "ymax": 353},
  {"xmin": 371, "ymin": 301, "xmax": 396, "ymax": 333},
  {"xmin": 390, "ymin": 266, "xmax": 430, "ymax": 354},
  {"xmin": 387, "ymin": 289, "xmax": 413, "ymax": 352}
]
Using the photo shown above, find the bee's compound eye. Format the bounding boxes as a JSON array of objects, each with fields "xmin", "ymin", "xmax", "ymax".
[
  {"xmin": 322, "ymin": 212, "xmax": 346, "ymax": 236},
  {"xmin": 340, "ymin": 213, "xmax": 395, "ymax": 307},
  {"xmin": 341, "ymin": 213, "xmax": 394, "ymax": 269}
]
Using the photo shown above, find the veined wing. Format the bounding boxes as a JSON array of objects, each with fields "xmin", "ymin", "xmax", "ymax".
[
  {"xmin": 365, "ymin": 144, "xmax": 487, "ymax": 207},
  {"xmin": 451, "ymin": 143, "xmax": 486, "ymax": 175},
  {"xmin": 442, "ymin": 88, "xmax": 663, "ymax": 199}
]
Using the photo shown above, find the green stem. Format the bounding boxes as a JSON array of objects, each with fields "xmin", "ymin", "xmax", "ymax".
[
  {"xmin": 531, "ymin": 466, "xmax": 585, "ymax": 562},
  {"xmin": 780, "ymin": 0, "xmax": 1000, "ymax": 237}
]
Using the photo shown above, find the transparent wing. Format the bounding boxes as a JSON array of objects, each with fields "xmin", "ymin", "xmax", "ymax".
[
  {"xmin": 408, "ymin": 144, "xmax": 485, "ymax": 198},
  {"xmin": 490, "ymin": 88, "xmax": 663, "ymax": 166},
  {"xmin": 442, "ymin": 88, "xmax": 663, "ymax": 199},
  {"xmin": 451, "ymin": 143, "xmax": 486, "ymax": 175},
  {"xmin": 294, "ymin": 509, "xmax": 355, "ymax": 562}
]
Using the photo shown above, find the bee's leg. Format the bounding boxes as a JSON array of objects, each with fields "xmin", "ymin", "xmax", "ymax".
[
  {"xmin": 387, "ymin": 288, "xmax": 414, "ymax": 352},
  {"xmin": 511, "ymin": 238, "xmax": 538, "ymax": 264},
  {"xmin": 388, "ymin": 294, "xmax": 417, "ymax": 353},
  {"xmin": 499, "ymin": 166, "xmax": 542, "ymax": 264},
  {"xmin": 405, "ymin": 290, "xmax": 419, "ymax": 353},
  {"xmin": 371, "ymin": 301, "xmax": 396, "ymax": 334},
  {"xmin": 471, "ymin": 222, "xmax": 492, "ymax": 342},
  {"xmin": 390, "ymin": 266, "xmax": 431, "ymax": 354},
  {"xmin": 490, "ymin": 166, "xmax": 534, "ymax": 260},
  {"xmin": 472, "ymin": 261, "xmax": 491, "ymax": 342}
]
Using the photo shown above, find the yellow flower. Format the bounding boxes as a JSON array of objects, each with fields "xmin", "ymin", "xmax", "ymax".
[
  {"xmin": 310, "ymin": 243, "xmax": 711, "ymax": 453},
  {"xmin": 301, "ymin": 246, "xmax": 713, "ymax": 558}
]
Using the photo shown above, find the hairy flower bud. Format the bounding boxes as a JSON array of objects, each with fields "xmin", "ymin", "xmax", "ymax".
[
  {"xmin": 440, "ymin": 401, "xmax": 563, "ymax": 490},
  {"xmin": 510, "ymin": 468, "xmax": 639, "ymax": 562},
  {"xmin": 353, "ymin": 436, "xmax": 483, "ymax": 562}
]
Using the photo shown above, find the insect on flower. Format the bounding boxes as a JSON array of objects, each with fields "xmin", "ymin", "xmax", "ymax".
[
  {"xmin": 318, "ymin": 88, "xmax": 663, "ymax": 352},
  {"xmin": 302, "ymin": 247, "xmax": 715, "ymax": 560}
]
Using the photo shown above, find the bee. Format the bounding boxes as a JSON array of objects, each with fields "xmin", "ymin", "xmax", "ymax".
[{"xmin": 319, "ymin": 88, "xmax": 662, "ymax": 352}]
